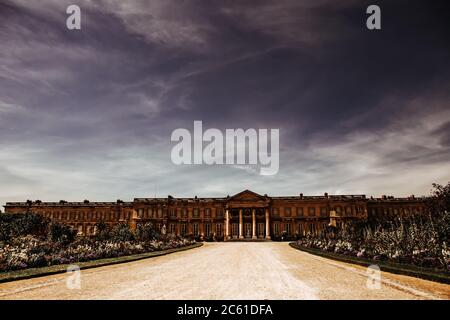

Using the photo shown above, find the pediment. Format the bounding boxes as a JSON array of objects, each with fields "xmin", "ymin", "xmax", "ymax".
[{"xmin": 229, "ymin": 190, "xmax": 266, "ymax": 202}]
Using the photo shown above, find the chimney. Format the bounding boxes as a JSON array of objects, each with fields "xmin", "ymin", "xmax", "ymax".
[
  {"xmin": 324, "ymin": 192, "xmax": 328, "ymax": 198},
  {"xmin": 299, "ymin": 193, "xmax": 303, "ymax": 199}
]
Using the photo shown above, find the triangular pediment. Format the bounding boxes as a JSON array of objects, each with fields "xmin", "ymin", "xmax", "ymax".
[{"xmin": 229, "ymin": 190, "xmax": 266, "ymax": 201}]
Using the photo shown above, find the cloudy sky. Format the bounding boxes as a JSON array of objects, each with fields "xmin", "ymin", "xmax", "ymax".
[{"xmin": 0, "ymin": 0, "xmax": 449, "ymax": 205}]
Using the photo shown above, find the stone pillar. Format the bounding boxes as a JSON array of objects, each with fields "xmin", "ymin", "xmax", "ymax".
[
  {"xmin": 225, "ymin": 209, "xmax": 230, "ymax": 240},
  {"xmin": 239, "ymin": 209, "xmax": 244, "ymax": 239},
  {"xmin": 252, "ymin": 209, "xmax": 257, "ymax": 239},
  {"xmin": 265, "ymin": 208, "xmax": 271, "ymax": 239}
]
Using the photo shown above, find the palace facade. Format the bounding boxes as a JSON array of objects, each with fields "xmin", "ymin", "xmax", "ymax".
[{"xmin": 3, "ymin": 190, "xmax": 426, "ymax": 240}]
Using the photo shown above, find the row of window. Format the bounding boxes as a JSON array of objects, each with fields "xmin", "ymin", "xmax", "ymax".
[
  {"xmin": 272, "ymin": 222, "xmax": 328, "ymax": 236},
  {"xmin": 369, "ymin": 207, "xmax": 424, "ymax": 215},
  {"xmin": 137, "ymin": 208, "xmax": 224, "ymax": 219},
  {"xmin": 177, "ymin": 222, "xmax": 223, "ymax": 237},
  {"xmin": 38, "ymin": 211, "xmax": 130, "ymax": 221},
  {"xmin": 272, "ymin": 206, "xmax": 364, "ymax": 217}
]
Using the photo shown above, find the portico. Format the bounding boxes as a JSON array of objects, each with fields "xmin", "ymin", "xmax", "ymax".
[{"xmin": 224, "ymin": 190, "xmax": 271, "ymax": 240}]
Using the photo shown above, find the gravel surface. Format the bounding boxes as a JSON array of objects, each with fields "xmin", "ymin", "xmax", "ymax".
[{"xmin": 0, "ymin": 242, "xmax": 449, "ymax": 300}]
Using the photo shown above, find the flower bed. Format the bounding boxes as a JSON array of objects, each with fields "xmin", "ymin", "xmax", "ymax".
[
  {"xmin": 0, "ymin": 235, "xmax": 195, "ymax": 271},
  {"xmin": 0, "ymin": 215, "xmax": 195, "ymax": 272},
  {"xmin": 293, "ymin": 211, "xmax": 450, "ymax": 272}
]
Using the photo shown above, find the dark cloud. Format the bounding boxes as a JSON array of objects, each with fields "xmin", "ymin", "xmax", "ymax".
[{"xmin": 0, "ymin": 0, "xmax": 449, "ymax": 206}]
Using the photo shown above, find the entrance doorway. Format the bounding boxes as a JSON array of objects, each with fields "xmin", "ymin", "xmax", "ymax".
[
  {"xmin": 232, "ymin": 223, "xmax": 239, "ymax": 238},
  {"xmin": 257, "ymin": 223, "xmax": 265, "ymax": 238},
  {"xmin": 244, "ymin": 223, "xmax": 252, "ymax": 238}
]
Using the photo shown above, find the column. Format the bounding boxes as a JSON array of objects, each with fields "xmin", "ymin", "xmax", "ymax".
[
  {"xmin": 252, "ymin": 209, "xmax": 257, "ymax": 239},
  {"xmin": 239, "ymin": 209, "xmax": 243, "ymax": 239},
  {"xmin": 225, "ymin": 209, "xmax": 230, "ymax": 239},
  {"xmin": 265, "ymin": 208, "xmax": 271, "ymax": 239}
]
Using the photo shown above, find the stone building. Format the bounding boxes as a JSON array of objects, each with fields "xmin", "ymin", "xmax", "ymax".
[{"xmin": 3, "ymin": 190, "xmax": 426, "ymax": 240}]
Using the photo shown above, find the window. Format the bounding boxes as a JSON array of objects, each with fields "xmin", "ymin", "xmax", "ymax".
[
  {"xmin": 308, "ymin": 207, "xmax": 315, "ymax": 217},
  {"xmin": 274, "ymin": 223, "xmax": 280, "ymax": 236},
  {"xmin": 182, "ymin": 208, "xmax": 188, "ymax": 218},
  {"xmin": 138, "ymin": 209, "xmax": 143, "ymax": 218},
  {"xmin": 284, "ymin": 207, "xmax": 291, "ymax": 216},
  {"xmin": 298, "ymin": 223, "xmax": 303, "ymax": 235},
  {"xmin": 285, "ymin": 223, "xmax": 291, "ymax": 235},
  {"xmin": 335, "ymin": 206, "xmax": 342, "ymax": 214},
  {"xmin": 193, "ymin": 223, "xmax": 199, "ymax": 236},
  {"xmin": 205, "ymin": 208, "xmax": 211, "ymax": 218},
  {"xmin": 216, "ymin": 209, "xmax": 224, "ymax": 218},
  {"xmin": 296, "ymin": 207, "xmax": 303, "ymax": 217},
  {"xmin": 158, "ymin": 208, "xmax": 162, "ymax": 218},
  {"xmin": 170, "ymin": 209, "xmax": 176, "ymax": 218},
  {"xmin": 180, "ymin": 223, "xmax": 187, "ymax": 236},
  {"xmin": 309, "ymin": 223, "xmax": 316, "ymax": 234},
  {"xmin": 272, "ymin": 208, "xmax": 279, "ymax": 216},
  {"xmin": 193, "ymin": 208, "xmax": 199, "ymax": 218},
  {"xmin": 345, "ymin": 207, "xmax": 352, "ymax": 215},
  {"xmin": 320, "ymin": 207, "xmax": 327, "ymax": 217},
  {"xmin": 169, "ymin": 223, "xmax": 176, "ymax": 234},
  {"xmin": 205, "ymin": 223, "xmax": 211, "ymax": 237},
  {"xmin": 216, "ymin": 223, "xmax": 223, "ymax": 236}
]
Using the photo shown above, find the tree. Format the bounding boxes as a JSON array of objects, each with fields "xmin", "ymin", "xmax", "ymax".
[
  {"xmin": 48, "ymin": 222, "xmax": 76, "ymax": 244},
  {"xmin": 94, "ymin": 221, "xmax": 111, "ymax": 241},
  {"xmin": 110, "ymin": 223, "xmax": 135, "ymax": 242},
  {"xmin": 136, "ymin": 222, "xmax": 159, "ymax": 241}
]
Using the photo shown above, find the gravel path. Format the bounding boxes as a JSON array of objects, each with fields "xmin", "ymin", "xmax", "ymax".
[{"xmin": 0, "ymin": 242, "xmax": 449, "ymax": 300}]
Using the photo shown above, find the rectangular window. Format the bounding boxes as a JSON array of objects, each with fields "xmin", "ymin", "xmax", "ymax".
[
  {"xmin": 309, "ymin": 223, "xmax": 316, "ymax": 234},
  {"xmin": 169, "ymin": 223, "xmax": 176, "ymax": 234},
  {"xmin": 298, "ymin": 223, "xmax": 304, "ymax": 236},
  {"xmin": 308, "ymin": 207, "xmax": 316, "ymax": 217},
  {"xmin": 182, "ymin": 208, "xmax": 188, "ymax": 218},
  {"xmin": 345, "ymin": 207, "xmax": 352, "ymax": 215},
  {"xmin": 158, "ymin": 208, "xmax": 163, "ymax": 218},
  {"xmin": 205, "ymin": 223, "xmax": 211, "ymax": 236},
  {"xmin": 193, "ymin": 223, "xmax": 199, "ymax": 236},
  {"xmin": 216, "ymin": 223, "xmax": 223, "ymax": 236},
  {"xmin": 285, "ymin": 223, "xmax": 291, "ymax": 235},
  {"xmin": 284, "ymin": 207, "xmax": 291, "ymax": 216},
  {"xmin": 180, "ymin": 223, "xmax": 187, "ymax": 236},
  {"xmin": 205, "ymin": 208, "xmax": 211, "ymax": 218},
  {"xmin": 193, "ymin": 208, "xmax": 199, "ymax": 218},
  {"xmin": 320, "ymin": 207, "xmax": 327, "ymax": 217},
  {"xmin": 296, "ymin": 207, "xmax": 303, "ymax": 217},
  {"xmin": 274, "ymin": 223, "xmax": 280, "ymax": 236},
  {"xmin": 170, "ymin": 209, "xmax": 176, "ymax": 218},
  {"xmin": 232, "ymin": 223, "xmax": 239, "ymax": 237},
  {"xmin": 272, "ymin": 208, "xmax": 279, "ymax": 216}
]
